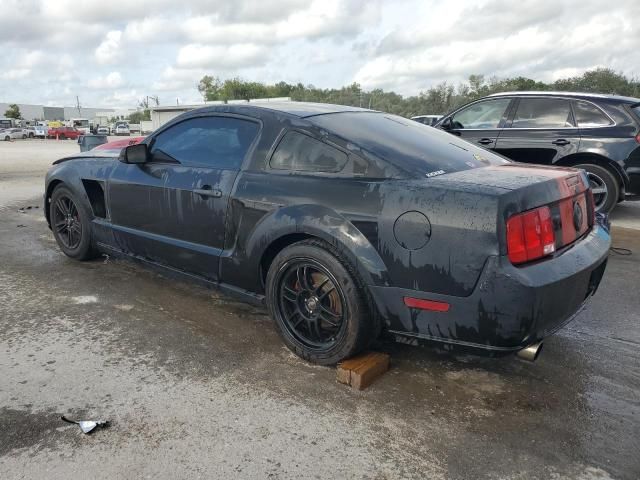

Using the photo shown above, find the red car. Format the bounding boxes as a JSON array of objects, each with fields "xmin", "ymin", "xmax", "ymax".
[
  {"xmin": 92, "ymin": 136, "xmax": 145, "ymax": 153},
  {"xmin": 47, "ymin": 127, "xmax": 82, "ymax": 140}
]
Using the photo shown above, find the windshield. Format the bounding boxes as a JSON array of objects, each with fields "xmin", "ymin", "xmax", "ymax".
[
  {"xmin": 73, "ymin": 119, "xmax": 89, "ymax": 127},
  {"xmin": 309, "ymin": 112, "xmax": 509, "ymax": 177}
]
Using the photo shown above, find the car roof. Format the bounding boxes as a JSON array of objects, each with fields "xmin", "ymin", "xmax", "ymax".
[
  {"xmin": 487, "ymin": 91, "xmax": 640, "ymax": 104},
  {"xmin": 192, "ymin": 101, "xmax": 375, "ymax": 118}
]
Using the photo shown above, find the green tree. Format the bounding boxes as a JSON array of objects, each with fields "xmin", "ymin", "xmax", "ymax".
[
  {"xmin": 4, "ymin": 104, "xmax": 21, "ymax": 119},
  {"xmin": 128, "ymin": 111, "xmax": 147, "ymax": 124},
  {"xmin": 553, "ymin": 68, "xmax": 638, "ymax": 96},
  {"xmin": 198, "ymin": 75, "xmax": 223, "ymax": 101},
  {"xmin": 195, "ymin": 69, "xmax": 640, "ymax": 118}
]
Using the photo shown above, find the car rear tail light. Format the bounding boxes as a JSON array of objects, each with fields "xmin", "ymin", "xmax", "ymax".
[
  {"xmin": 506, "ymin": 206, "xmax": 555, "ymax": 265},
  {"xmin": 635, "ymin": 132, "xmax": 640, "ymax": 144},
  {"xmin": 403, "ymin": 297, "xmax": 450, "ymax": 312}
]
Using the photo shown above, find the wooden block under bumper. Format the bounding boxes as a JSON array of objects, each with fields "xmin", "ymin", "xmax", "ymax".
[{"xmin": 336, "ymin": 351, "xmax": 390, "ymax": 390}]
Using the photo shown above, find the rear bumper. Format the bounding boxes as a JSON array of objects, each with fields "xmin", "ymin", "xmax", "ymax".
[{"xmin": 370, "ymin": 224, "xmax": 611, "ymax": 353}]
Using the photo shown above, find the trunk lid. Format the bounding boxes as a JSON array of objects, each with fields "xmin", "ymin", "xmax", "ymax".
[{"xmin": 429, "ymin": 164, "xmax": 595, "ymax": 259}]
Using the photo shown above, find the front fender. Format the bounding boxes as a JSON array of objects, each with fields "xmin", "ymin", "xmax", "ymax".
[
  {"xmin": 222, "ymin": 203, "xmax": 390, "ymax": 294},
  {"xmin": 44, "ymin": 157, "xmax": 116, "ymax": 226}
]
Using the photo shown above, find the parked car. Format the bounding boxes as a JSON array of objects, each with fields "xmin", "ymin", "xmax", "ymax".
[
  {"xmin": 22, "ymin": 126, "xmax": 37, "ymax": 138},
  {"xmin": 92, "ymin": 136, "xmax": 145, "ymax": 154},
  {"xmin": 47, "ymin": 126, "xmax": 82, "ymax": 140},
  {"xmin": 3, "ymin": 128, "xmax": 26, "ymax": 140},
  {"xmin": 411, "ymin": 115, "xmax": 442, "ymax": 126},
  {"xmin": 436, "ymin": 92, "xmax": 640, "ymax": 213},
  {"xmin": 96, "ymin": 126, "xmax": 110, "ymax": 135},
  {"xmin": 114, "ymin": 123, "xmax": 130, "ymax": 136},
  {"xmin": 33, "ymin": 125, "xmax": 47, "ymax": 138},
  {"xmin": 44, "ymin": 102, "xmax": 610, "ymax": 364}
]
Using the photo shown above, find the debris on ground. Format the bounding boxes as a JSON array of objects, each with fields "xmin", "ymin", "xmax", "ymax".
[
  {"xmin": 18, "ymin": 205, "xmax": 39, "ymax": 212},
  {"xmin": 61, "ymin": 416, "xmax": 110, "ymax": 434}
]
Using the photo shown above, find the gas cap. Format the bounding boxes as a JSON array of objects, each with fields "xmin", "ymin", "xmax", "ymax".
[{"xmin": 393, "ymin": 211, "xmax": 431, "ymax": 250}]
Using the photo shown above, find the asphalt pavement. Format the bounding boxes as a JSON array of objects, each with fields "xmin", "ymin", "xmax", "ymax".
[{"xmin": 0, "ymin": 139, "xmax": 638, "ymax": 479}]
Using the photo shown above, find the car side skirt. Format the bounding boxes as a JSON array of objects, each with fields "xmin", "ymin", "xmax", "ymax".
[{"xmin": 96, "ymin": 241, "xmax": 265, "ymax": 307}]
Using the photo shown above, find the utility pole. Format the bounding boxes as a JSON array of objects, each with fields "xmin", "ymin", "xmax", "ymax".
[{"xmin": 75, "ymin": 96, "xmax": 82, "ymax": 116}]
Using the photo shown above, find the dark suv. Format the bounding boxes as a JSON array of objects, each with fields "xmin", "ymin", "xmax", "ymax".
[{"xmin": 436, "ymin": 92, "xmax": 640, "ymax": 212}]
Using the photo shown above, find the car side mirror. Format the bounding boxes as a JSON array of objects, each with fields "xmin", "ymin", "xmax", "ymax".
[
  {"xmin": 439, "ymin": 117, "xmax": 452, "ymax": 130},
  {"xmin": 121, "ymin": 143, "xmax": 148, "ymax": 164}
]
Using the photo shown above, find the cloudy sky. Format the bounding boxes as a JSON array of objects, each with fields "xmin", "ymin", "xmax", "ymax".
[{"xmin": 0, "ymin": 0, "xmax": 638, "ymax": 108}]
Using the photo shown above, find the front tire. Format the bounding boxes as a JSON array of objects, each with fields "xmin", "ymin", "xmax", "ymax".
[
  {"xmin": 574, "ymin": 163, "xmax": 620, "ymax": 214},
  {"xmin": 266, "ymin": 239, "xmax": 373, "ymax": 365},
  {"xmin": 49, "ymin": 185, "xmax": 96, "ymax": 260}
]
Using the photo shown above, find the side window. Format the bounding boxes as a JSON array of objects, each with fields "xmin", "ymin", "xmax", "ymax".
[
  {"xmin": 573, "ymin": 100, "xmax": 613, "ymax": 127},
  {"xmin": 511, "ymin": 98, "xmax": 573, "ymax": 128},
  {"xmin": 150, "ymin": 116, "xmax": 258, "ymax": 169},
  {"xmin": 270, "ymin": 131, "xmax": 348, "ymax": 173},
  {"xmin": 451, "ymin": 98, "xmax": 511, "ymax": 129}
]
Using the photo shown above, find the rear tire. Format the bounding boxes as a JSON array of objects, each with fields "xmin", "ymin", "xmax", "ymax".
[
  {"xmin": 22, "ymin": 134, "xmax": 27, "ymax": 139},
  {"xmin": 266, "ymin": 239, "xmax": 373, "ymax": 365},
  {"xmin": 49, "ymin": 185, "xmax": 97, "ymax": 261},
  {"xmin": 574, "ymin": 163, "xmax": 619, "ymax": 214}
]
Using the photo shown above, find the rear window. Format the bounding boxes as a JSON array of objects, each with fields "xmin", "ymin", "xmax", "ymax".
[
  {"xmin": 511, "ymin": 98, "xmax": 573, "ymax": 128},
  {"xmin": 308, "ymin": 112, "xmax": 509, "ymax": 177},
  {"xmin": 270, "ymin": 131, "xmax": 347, "ymax": 173},
  {"xmin": 573, "ymin": 100, "xmax": 613, "ymax": 127},
  {"xmin": 632, "ymin": 104, "xmax": 640, "ymax": 120}
]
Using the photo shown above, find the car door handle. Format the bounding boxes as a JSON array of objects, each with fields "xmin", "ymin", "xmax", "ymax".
[
  {"xmin": 477, "ymin": 138, "xmax": 494, "ymax": 145},
  {"xmin": 193, "ymin": 186, "xmax": 222, "ymax": 198},
  {"xmin": 551, "ymin": 139, "xmax": 570, "ymax": 146}
]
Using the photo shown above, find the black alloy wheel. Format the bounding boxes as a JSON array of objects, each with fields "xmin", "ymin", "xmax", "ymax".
[
  {"xmin": 52, "ymin": 195, "xmax": 83, "ymax": 250},
  {"xmin": 574, "ymin": 163, "xmax": 619, "ymax": 213},
  {"xmin": 266, "ymin": 239, "xmax": 375, "ymax": 365},
  {"xmin": 49, "ymin": 185, "xmax": 96, "ymax": 260},
  {"xmin": 277, "ymin": 259, "xmax": 347, "ymax": 350}
]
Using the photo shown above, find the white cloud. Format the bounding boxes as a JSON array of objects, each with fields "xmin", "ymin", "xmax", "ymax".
[
  {"xmin": 354, "ymin": 0, "xmax": 640, "ymax": 93},
  {"xmin": 176, "ymin": 44, "xmax": 268, "ymax": 69},
  {"xmin": 0, "ymin": 0, "xmax": 638, "ymax": 108},
  {"xmin": 124, "ymin": 17, "xmax": 176, "ymax": 42},
  {"xmin": 95, "ymin": 31, "xmax": 122, "ymax": 65},
  {"xmin": 88, "ymin": 72, "xmax": 124, "ymax": 89},
  {"xmin": 0, "ymin": 69, "xmax": 30, "ymax": 80}
]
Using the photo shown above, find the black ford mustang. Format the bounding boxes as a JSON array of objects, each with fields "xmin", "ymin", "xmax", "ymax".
[{"xmin": 45, "ymin": 102, "xmax": 611, "ymax": 364}]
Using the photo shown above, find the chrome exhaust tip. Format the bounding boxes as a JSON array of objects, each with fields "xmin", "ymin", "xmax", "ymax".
[{"xmin": 516, "ymin": 341, "xmax": 543, "ymax": 362}]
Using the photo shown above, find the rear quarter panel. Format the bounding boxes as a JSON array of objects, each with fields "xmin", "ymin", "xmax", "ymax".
[{"xmin": 224, "ymin": 171, "xmax": 503, "ymax": 301}]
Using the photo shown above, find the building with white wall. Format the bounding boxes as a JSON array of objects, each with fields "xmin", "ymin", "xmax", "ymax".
[{"xmin": 0, "ymin": 102, "xmax": 115, "ymax": 123}]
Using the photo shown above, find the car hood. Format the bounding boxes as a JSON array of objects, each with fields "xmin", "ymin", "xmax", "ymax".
[{"xmin": 52, "ymin": 150, "xmax": 121, "ymax": 165}]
